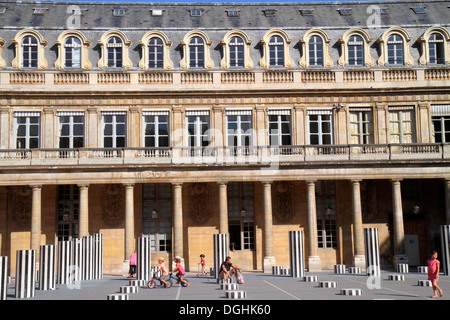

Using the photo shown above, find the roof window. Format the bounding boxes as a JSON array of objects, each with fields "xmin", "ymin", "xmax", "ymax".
[
  {"xmin": 113, "ymin": 8, "xmax": 126, "ymax": 16},
  {"xmin": 190, "ymin": 9, "xmax": 202, "ymax": 17},
  {"xmin": 337, "ymin": 8, "xmax": 352, "ymax": 16},
  {"xmin": 411, "ymin": 7, "xmax": 426, "ymax": 14},
  {"xmin": 0, "ymin": 7, "xmax": 6, "ymax": 14},
  {"xmin": 226, "ymin": 10, "xmax": 240, "ymax": 17},
  {"xmin": 263, "ymin": 9, "xmax": 277, "ymax": 17},
  {"xmin": 299, "ymin": 9, "xmax": 314, "ymax": 16},
  {"xmin": 151, "ymin": 9, "xmax": 164, "ymax": 16},
  {"xmin": 33, "ymin": 8, "xmax": 48, "ymax": 15}
]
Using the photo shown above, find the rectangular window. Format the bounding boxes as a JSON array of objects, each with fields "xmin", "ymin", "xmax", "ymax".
[
  {"xmin": 349, "ymin": 109, "xmax": 373, "ymax": 144},
  {"xmin": 226, "ymin": 110, "xmax": 252, "ymax": 148},
  {"xmin": 186, "ymin": 111, "xmax": 210, "ymax": 147},
  {"xmin": 389, "ymin": 107, "xmax": 415, "ymax": 143},
  {"xmin": 431, "ymin": 105, "xmax": 450, "ymax": 143},
  {"xmin": 308, "ymin": 111, "xmax": 333, "ymax": 145},
  {"xmin": 102, "ymin": 112, "xmax": 126, "ymax": 148},
  {"xmin": 228, "ymin": 182, "xmax": 255, "ymax": 251},
  {"xmin": 14, "ymin": 112, "xmax": 40, "ymax": 149},
  {"xmin": 142, "ymin": 183, "xmax": 172, "ymax": 253},
  {"xmin": 58, "ymin": 112, "xmax": 84, "ymax": 149},
  {"xmin": 268, "ymin": 110, "xmax": 291, "ymax": 146},
  {"xmin": 143, "ymin": 111, "xmax": 170, "ymax": 148},
  {"xmin": 316, "ymin": 181, "xmax": 337, "ymax": 249}
]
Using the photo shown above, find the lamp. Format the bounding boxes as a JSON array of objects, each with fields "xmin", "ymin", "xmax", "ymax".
[
  {"xmin": 152, "ymin": 209, "xmax": 158, "ymax": 219},
  {"xmin": 240, "ymin": 207, "xmax": 247, "ymax": 218}
]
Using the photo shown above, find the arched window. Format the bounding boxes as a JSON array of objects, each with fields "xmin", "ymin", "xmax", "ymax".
[
  {"xmin": 180, "ymin": 31, "xmax": 214, "ymax": 69},
  {"xmin": 107, "ymin": 36, "xmax": 123, "ymax": 68},
  {"xmin": 419, "ymin": 27, "xmax": 450, "ymax": 66},
  {"xmin": 229, "ymin": 36, "xmax": 244, "ymax": 67},
  {"xmin": 348, "ymin": 35, "xmax": 364, "ymax": 66},
  {"xmin": 189, "ymin": 36, "xmax": 204, "ymax": 68},
  {"xmin": 148, "ymin": 37, "xmax": 164, "ymax": 68},
  {"xmin": 259, "ymin": 29, "xmax": 293, "ymax": 68},
  {"xmin": 338, "ymin": 29, "xmax": 373, "ymax": 67},
  {"xmin": 22, "ymin": 36, "xmax": 38, "ymax": 68},
  {"xmin": 429, "ymin": 33, "xmax": 445, "ymax": 64},
  {"xmin": 64, "ymin": 36, "xmax": 82, "ymax": 68},
  {"xmin": 308, "ymin": 35, "xmax": 323, "ymax": 66},
  {"xmin": 387, "ymin": 34, "xmax": 404, "ymax": 65},
  {"xmin": 269, "ymin": 36, "xmax": 284, "ymax": 66}
]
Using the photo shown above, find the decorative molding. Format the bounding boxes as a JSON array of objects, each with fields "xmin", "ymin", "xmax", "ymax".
[
  {"xmin": 259, "ymin": 28, "xmax": 294, "ymax": 68},
  {"xmin": 220, "ymin": 29, "xmax": 253, "ymax": 69},
  {"xmin": 55, "ymin": 30, "xmax": 91, "ymax": 69},
  {"xmin": 103, "ymin": 184, "xmax": 124, "ymax": 227},
  {"xmin": 189, "ymin": 182, "xmax": 210, "ymax": 225},
  {"xmin": 139, "ymin": 31, "xmax": 173, "ymax": 70}
]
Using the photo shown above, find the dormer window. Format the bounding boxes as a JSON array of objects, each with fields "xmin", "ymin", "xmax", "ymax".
[
  {"xmin": 33, "ymin": 8, "xmax": 48, "ymax": 15},
  {"xmin": 227, "ymin": 10, "xmax": 240, "ymax": 17},
  {"xmin": 0, "ymin": 7, "xmax": 6, "ymax": 14},
  {"xmin": 411, "ymin": 7, "xmax": 426, "ymax": 14},
  {"xmin": 113, "ymin": 8, "xmax": 126, "ymax": 16},
  {"xmin": 299, "ymin": 9, "xmax": 314, "ymax": 16},
  {"xmin": 263, "ymin": 9, "xmax": 277, "ymax": 17},
  {"xmin": 337, "ymin": 8, "xmax": 352, "ymax": 16},
  {"xmin": 190, "ymin": 9, "xmax": 202, "ymax": 17},
  {"xmin": 72, "ymin": 8, "xmax": 88, "ymax": 16},
  {"xmin": 151, "ymin": 9, "xmax": 164, "ymax": 16}
]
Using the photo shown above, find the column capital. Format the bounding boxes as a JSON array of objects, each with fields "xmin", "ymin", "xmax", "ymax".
[
  {"xmin": 172, "ymin": 182, "xmax": 183, "ymax": 188},
  {"xmin": 77, "ymin": 184, "xmax": 89, "ymax": 189},
  {"xmin": 123, "ymin": 183, "xmax": 135, "ymax": 188},
  {"xmin": 217, "ymin": 181, "xmax": 228, "ymax": 186},
  {"xmin": 391, "ymin": 179, "xmax": 403, "ymax": 184},
  {"xmin": 29, "ymin": 184, "xmax": 42, "ymax": 190}
]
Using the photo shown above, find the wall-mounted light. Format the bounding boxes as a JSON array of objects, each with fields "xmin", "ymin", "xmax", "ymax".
[
  {"xmin": 413, "ymin": 205, "xmax": 420, "ymax": 215},
  {"xmin": 152, "ymin": 209, "xmax": 158, "ymax": 219},
  {"xmin": 240, "ymin": 207, "xmax": 247, "ymax": 218},
  {"xmin": 334, "ymin": 102, "xmax": 345, "ymax": 111}
]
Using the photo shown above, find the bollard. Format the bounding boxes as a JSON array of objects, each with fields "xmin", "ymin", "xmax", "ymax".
[
  {"xmin": 334, "ymin": 264, "xmax": 346, "ymax": 274},
  {"xmin": 417, "ymin": 266, "xmax": 428, "ymax": 274},
  {"xmin": 0, "ymin": 256, "xmax": 7, "ymax": 300},
  {"xmin": 38, "ymin": 244, "xmax": 56, "ymax": 290},
  {"xmin": 15, "ymin": 249, "xmax": 36, "ymax": 298},
  {"xmin": 93, "ymin": 233, "xmax": 103, "ymax": 280},
  {"xmin": 272, "ymin": 266, "xmax": 282, "ymax": 275},
  {"xmin": 440, "ymin": 225, "xmax": 450, "ymax": 275},
  {"xmin": 319, "ymin": 281, "xmax": 337, "ymax": 288},
  {"xmin": 396, "ymin": 263, "xmax": 409, "ymax": 274},
  {"xmin": 418, "ymin": 280, "xmax": 432, "ymax": 287},
  {"xmin": 107, "ymin": 293, "xmax": 129, "ymax": 300},
  {"xmin": 225, "ymin": 290, "xmax": 247, "ymax": 299},
  {"xmin": 120, "ymin": 285, "xmax": 138, "ymax": 294},
  {"xmin": 129, "ymin": 280, "xmax": 146, "ymax": 287},
  {"xmin": 341, "ymin": 288, "xmax": 362, "ymax": 296},
  {"xmin": 289, "ymin": 230, "xmax": 305, "ymax": 278},
  {"xmin": 364, "ymin": 228, "xmax": 380, "ymax": 277},
  {"xmin": 281, "ymin": 268, "xmax": 290, "ymax": 276},
  {"xmin": 213, "ymin": 234, "xmax": 228, "ymax": 279},
  {"xmin": 221, "ymin": 283, "xmax": 239, "ymax": 290},
  {"xmin": 303, "ymin": 275, "xmax": 318, "ymax": 282},
  {"xmin": 137, "ymin": 237, "xmax": 151, "ymax": 282},
  {"xmin": 348, "ymin": 267, "xmax": 361, "ymax": 274},
  {"xmin": 388, "ymin": 274, "xmax": 405, "ymax": 281}
]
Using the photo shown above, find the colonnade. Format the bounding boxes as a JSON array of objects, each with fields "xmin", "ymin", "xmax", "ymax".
[{"xmin": 26, "ymin": 179, "xmax": 450, "ymax": 272}]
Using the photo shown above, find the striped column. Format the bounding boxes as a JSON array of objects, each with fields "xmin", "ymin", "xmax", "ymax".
[
  {"xmin": 289, "ymin": 231, "xmax": 305, "ymax": 278},
  {"xmin": 0, "ymin": 256, "xmax": 7, "ymax": 300},
  {"xmin": 38, "ymin": 245, "xmax": 56, "ymax": 290},
  {"xmin": 364, "ymin": 228, "xmax": 380, "ymax": 277},
  {"xmin": 214, "ymin": 233, "xmax": 228, "ymax": 279},
  {"xmin": 93, "ymin": 233, "xmax": 103, "ymax": 280},
  {"xmin": 82, "ymin": 235, "xmax": 94, "ymax": 280},
  {"xmin": 15, "ymin": 250, "xmax": 36, "ymax": 298},
  {"xmin": 72, "ymin": 238, "xmax": 83, "ymax": 283},
  {"xmin": 57, "ymin": 241, "xmax": 73, "ymax": 284},
  {"xmin": 136, "ymin": 236, "xmax": 151, "ymax": 281},
  {"xmin": 440, "ymin": 225, "xmax": 450, "ymax": 276}
]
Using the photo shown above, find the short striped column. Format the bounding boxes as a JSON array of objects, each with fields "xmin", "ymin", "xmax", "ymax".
[
  {"xmin": 417, "ymin": 266, "xmax": 428, "ymax": 274},
  {"xmin": 38, "ymin": 245, "xmax": 56, "ymax": 290},
  {"xmin": 214, "ymin": 234, "xmax": 228, "ymax": 279},
  {"xmin": 440, "ymin": 225, "xmax": 450, "ymax": 275},
  {"xmin": 82, "ymin": 235, "xmax": 94, "ymax": 280},
  {"xmin": 396, "ymin": 263, "xmax": 408, "ymax": 274},
  {"xmin": 221, "ymin": 283, "xmax": 239, "ymax": 290},
  {"xmin": 57, "ymin": 241, "xmax": 73, "ymax": 284},
  {"xmin": 341, "ymin": 288, "xmax": 362, "ymax": 296},
  {"xmin": 334, "ymin": 264, "xmax": 346, "ymax": 274},
  {"xmin": 120, "ymin": 285, "xmax": 138, "ymax": 294},
  {"xmin": 0, "ymin": 256, "xmax": 8, "ymax": 300},
  {"xmin": 93, "ymin": 233, "xmax": 103, "ymax": 280},
  {"xmin": 15, "ymin": 250, "xmax": 36, "ymax": 298},
  {"xmin": 107, "ymin": 293, "xmax": 129, "ymax": 300},
  {"xmin": 388, "ymin": 274, "xmax": 405, "ymax": 281},
  {"xmin": 225, "ymin": 290, "xmax": 247, "ymax": 299},
  {"xmin": 319, "ymin": 281, "xmax": 337, "ymax": 288},
  {"xmin": 303, "ymin": 275, "xmax": 318, "ymax": 282},
  {"xmin": 348, "ymin": 267, "xmax": 361, "ymax": 274},
  {"xmin": 289, "ymin": 231, "xmax": 305, "ymax": 278},
  {"xmin": 418, "ymin": 280, "xmax": 432, "ymax": 287},
  {"xmin": 137, "ymin": 237, "xmax": 151, "ymax": 281},
  {"xmin": 129, "ymin": 280, "xmax": 147, "ymax": 287},
  {"xmin": 272, "ymin": 266, "xmax": 282, "ymax": 275},
  {"xmin": 364, "ymin": 228, "xmax": 380, "ymax": 277}
]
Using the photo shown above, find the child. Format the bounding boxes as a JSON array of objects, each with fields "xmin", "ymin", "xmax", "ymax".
[
  {"xmin": 200, "ymin": 254, "xmax": 207, "ymax": 276},
  {"xmin": 156, "ymin": 257, "xmax": 169, "ymax": 288},
  {"xmin": 427, "ymin": 250, "xmax": 443, "ymax": 298},
  {"xmin": 128, "ymin": 251, "xmax": 137, "ymax": 278},
  {"xmin": 174, "ymin": 256, "xmax": 190, "ymax": 287}
]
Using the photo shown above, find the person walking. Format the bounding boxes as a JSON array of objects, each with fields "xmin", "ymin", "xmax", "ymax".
[{"xmin": 427, "ymin": 250, "xmax": 443, "ymax": 298}]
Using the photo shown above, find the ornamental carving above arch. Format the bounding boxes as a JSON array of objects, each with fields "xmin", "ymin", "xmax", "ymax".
[
  {"xmin": 189, "ymin": 183, "xmax": 210, "ymax": 225},
  {"xmin": 103, "ymin": 184, "xmax": 124, "ymax": 227},
  {"xmin": 273, "ymin": 181, "xmax": 294, "ymax": 223}
]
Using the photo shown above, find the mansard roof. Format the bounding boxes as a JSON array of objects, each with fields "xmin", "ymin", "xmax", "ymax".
[{"xmin": 0, "ymin": 0, "xmax": 448, "ymax": 30}]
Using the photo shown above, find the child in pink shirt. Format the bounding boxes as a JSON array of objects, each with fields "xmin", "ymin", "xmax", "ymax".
[{"xmin": 427, "ymin": 250, "xmax": 443, "ymax": 298}]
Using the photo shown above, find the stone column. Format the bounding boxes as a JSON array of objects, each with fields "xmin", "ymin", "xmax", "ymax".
[
  {"xmin": 392, "ymin": 179, "xmax": 408, "ymax": 266},
  {"xmin": 306, "ymin": 180, "xmax": 321, "ymax": 271},
  {"xmin": 78, "ymin": 184, "xmax": 89, "ymax": 238},
  {"xmin": 30, "ymin": 185, "xmax": 42, "ymax": 255},
  {"xmin": 263, "ymin": 182, "xmax": 276, "ymax": 273},
  {"xmin": 445, "ymin": 179, "xmax": 450, "ymax": 225},
  {"xmin": 173, "ymin": 183, "xmax": 183, "ymax": 259},
  {"xmin": 218, "ymin": 182, "xmax": 229, "ymax": 235},
  {"xmin": 351, "ymin": 180, "xmax": 365, "ymax": 270},
  {"xmin": 124, "ymin": 184, "xmax": 135, "ymax": 261}
]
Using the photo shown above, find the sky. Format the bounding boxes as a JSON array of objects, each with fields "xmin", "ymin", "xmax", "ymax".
[{"xmin": 46, "ymin": 0, "xmax": 394, "ymax": 2}]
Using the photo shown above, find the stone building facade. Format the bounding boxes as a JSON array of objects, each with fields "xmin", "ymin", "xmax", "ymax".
[{"xmin": 0, "ymin": 0, "xmax": 449, "ymax": 275}]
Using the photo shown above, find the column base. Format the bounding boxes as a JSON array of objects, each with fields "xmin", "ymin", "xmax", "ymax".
[
  {"xmin": 263, "ymin": 256, "xmax": 276, "ymax": 273},
  {"xmin": 352, "ymin": 255, "xmax": 366, "ymax": 272},
  {"xmin": 393, "ymin": 254, "xmax": 409, "ymax": 268},
  {"xmin": 307, "ymin": 256, "xmax": 322, "ymax": 272}
]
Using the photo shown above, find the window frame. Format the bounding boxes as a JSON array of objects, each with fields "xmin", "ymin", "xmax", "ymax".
[
  {"xmin": 14, "ymin": 112, "xmax": 41, "ymax": 149},
  {"xmin": 57, "ymin": 112, "xmax": 85, "ymax": 149},
  {"xmin": 12, "ymin": 29, "xmax": 48, "ymax": 69},
  {"xmin": 102, "ymin": 112, "xmax": 127, "ymax": 148},
  {"xmin": 139, "ymin": 31, "xmax": 173, "ymax": 70},
  {"xmin": 180, "ymin": 30, "xmax": 214, "ymax": 69},
  {"xmin": 220, "ymin": 30, "xmax": 253, "ymax": 69}
]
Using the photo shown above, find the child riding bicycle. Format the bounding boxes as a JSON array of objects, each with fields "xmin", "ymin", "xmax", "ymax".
[{"xmin": 173, "ymin": 256, "xmax": 190, "ymax": 287}]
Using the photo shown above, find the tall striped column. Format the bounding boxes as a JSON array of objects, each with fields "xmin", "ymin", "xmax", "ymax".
[
  {"xmin": 57, "ymin": 241, "xmax": 73, "ymax": 284},
  {"xmin": 38, "ymin": 245, "xmax": 55, "ymax": 290},
  {"xmin": 440, "ymin": 225, "xmax": 450, "ymax": 276},
  {"xmin": 93, "ymin": 233, "xmax": 103, "ymax": 280},
  {"xmin": 0, "ymin": 256, "xmax": 7, "ymax": 300},
  {"xmin": 364, "ymin": 228, "xmax": 380, "ymax": 277},
  {"xmin": 136, "ymin": 236, "xmax": 151, "ymax": 281},
  {"xmin": 72, "ymin": 238, "xmax": 83, "ymax": 283},
  {"xmin": 214, "ymin": 233, "xmax": 228, "ymax": 279},
  {"xmin": 289, "ymin": 231, "xmax": 305, "ymax": 278},
  {"xmin": 82, "ymin": 235, "xmax": 94, "ymax": 281},
  {"xmin": 15, "ymin": 249, "xmax": 36, "ymax": 298}
]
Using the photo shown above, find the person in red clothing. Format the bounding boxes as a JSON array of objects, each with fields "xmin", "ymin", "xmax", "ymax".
[
  {"xmin": 427, "ymin": 250, "xmax": 443, "ymax": 298},
  {"xmin": 128, "ymin": 251, "xmax": 137, "ymax": 278},
  {"xmin": 174, "ymin": 256, "xmax": 190, "ymax": 287}
]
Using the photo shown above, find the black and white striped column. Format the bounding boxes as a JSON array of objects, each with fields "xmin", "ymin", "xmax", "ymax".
[
  {"xmin": 364, "ymin": 228, "xmax": 380, "ymax": 277},
  {"xmin": 93, "ymin": 233, "xmax": 103, "ymax": 280},
  {"xmin": 57, "ymin": 241, "xmax": 72, "ymax": 284},
  {"xmin": 15, "ymin": 249, "xmax": 36, "ymax": 298},
  {"xmin": 71, "ymin": 238, "xmax": 83, "ymax": 283},
  {"xmin": 137, "ymin": 236, "xmax": 151, "ymax": 281},
  {"xmin": 38, "ymin": 245, "xmax": 56, "ymax": 290},
  {"xmin": 289, "ymin": 231, "xmax": 305, "ymax": 278},
  {"xmin": 441, "ymin": 225, "xmax": 450, "ymax": 276},
  {"xmin": 82, "ymin": 235, "xmax": 94, "ymax": 280},
  {"xmin": 214, "ymin": 234, "xmax": 228, "ymax": 279},
  {"xmin": 0, "ymin": 256, "xmax": 7, "ymax": 300}
]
